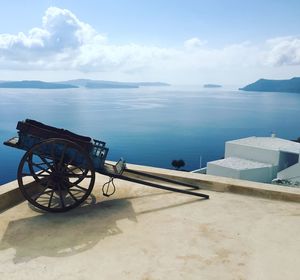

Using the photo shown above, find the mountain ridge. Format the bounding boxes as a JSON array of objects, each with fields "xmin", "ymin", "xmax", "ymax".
[
  {"xmin": 0, "ymin": 79, "xmax": 170, "ymax": 89},
  {"xmin": 240, "ymin": 77, "xmax": 300, "ymax": 93}
]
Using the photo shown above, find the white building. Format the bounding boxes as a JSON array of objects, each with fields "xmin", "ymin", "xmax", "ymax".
[{"xmin": 206, "ymin": 136, "xmax": 300, "ymax": 184}]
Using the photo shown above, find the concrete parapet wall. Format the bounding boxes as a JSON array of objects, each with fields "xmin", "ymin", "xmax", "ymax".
[
  {"xmin": 1, "ymin": 162, "xmax": 299, "ymax": 212},
  {"xmin": 124, "ymin": 163, "xmax": 300, "ymax": 202},
  {"xmin": 0, "ymin": 177, "xmax": 36, "ymax": 213},
  {"xmin": 0, "ymin": 181, "xmax": 24, "ymax": 212}
]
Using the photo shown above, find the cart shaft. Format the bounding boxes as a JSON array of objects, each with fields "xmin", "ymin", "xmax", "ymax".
[{"xmin": 112, "ymin": 173, "xmax": 209, "ymax": 199}]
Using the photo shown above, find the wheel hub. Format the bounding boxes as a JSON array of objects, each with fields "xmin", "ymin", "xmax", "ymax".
[
  {"xmin": 51, "ymin": 171, "xmax": 64, "ymax": 183},
  {"xmin": 49, "ymin": 171, "xmax": 69, "ymax": 191}
]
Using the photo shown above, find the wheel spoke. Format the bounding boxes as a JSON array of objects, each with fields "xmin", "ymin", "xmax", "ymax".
[
  {"xmin": 35, "ymin": 173, "xmax": 51, "ymax": 178},
  {"xmin": 33, "ymin": 185, "xmax": 51, "ymax": 201},
  {"xmin": 65, "ymin": 165, "xmax": 85, "ymax": 176},
  {"xmin": 30, "ymin": 162, "xmax": 51, "ymax": 174},
  {"xmin": 38, "ymin": 155, "xmax": 54, "ymax": 171},
  {"xmin": 59, "ymin": 144, "xmax": 68, "ymax": 166},
  {"xmin": 67, "ymin": 190, "xmax": 79, "ymax": 202},
  {"xmin": 36, "ymin": 169, "xmax": 51, "ymax": 176},
  {"xmin": 64, "ymin": 168, "xmax": 89, "ymax": 186},
  {"xmin": 64, "ymin": 166, "xmax": 82, "ymax": 175},
  {"xmin": 58, "ymin": 183, "xmax": 66, "ymax": 208},
  {"xmin": 48, "ymin": 190, "xmax": 54, "ymax": 208},
  {"xmin": 70, "ymin": 184, "xmax": 88, "ymax": 192},
  {"xmin": 31, "ymin": 162, "xmax": 47, "ymax": 167}
]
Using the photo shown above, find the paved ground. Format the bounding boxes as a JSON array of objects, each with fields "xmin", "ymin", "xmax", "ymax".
[{"xmin": 0, "ymin": 174, "xmax": 299, "ymax": 280}]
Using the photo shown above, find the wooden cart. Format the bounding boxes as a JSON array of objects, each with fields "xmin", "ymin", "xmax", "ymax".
[{"xmin": 4, "ymin": 119, "xmax": 209, "ymax": 212}]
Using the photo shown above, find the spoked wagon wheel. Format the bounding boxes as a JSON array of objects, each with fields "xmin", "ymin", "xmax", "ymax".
[{"xmin": 17, "ymin": 138, "xmax": 95, "ymax": 212}]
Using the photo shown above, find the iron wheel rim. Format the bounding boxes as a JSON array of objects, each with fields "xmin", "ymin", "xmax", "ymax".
[{"xmin": 17, "ymin": 138, "xmax": 95, "ymax": 212}]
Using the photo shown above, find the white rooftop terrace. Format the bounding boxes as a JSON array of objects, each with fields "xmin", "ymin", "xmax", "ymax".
[
  {"xmin": 208, "ymin": 157, "xmax": 272, "ymax": 170},
  {"xmin": 227, "ymin": 136, "xmax": 300, "ymax": 154}
]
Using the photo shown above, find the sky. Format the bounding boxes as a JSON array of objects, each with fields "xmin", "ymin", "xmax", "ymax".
[{"xmin": 0, "ymin": 0, "xmax": 300, "ymax": 86}]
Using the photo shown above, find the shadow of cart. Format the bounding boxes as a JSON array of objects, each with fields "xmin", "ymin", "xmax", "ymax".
[{"xmin": 0, "ymin": 198, "xmax": 137, "ymax": 263}]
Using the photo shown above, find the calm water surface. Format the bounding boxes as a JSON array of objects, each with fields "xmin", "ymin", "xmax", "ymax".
[{"xmin": 1, "ymin": 86, "xmax": 300, "ymax": 185}]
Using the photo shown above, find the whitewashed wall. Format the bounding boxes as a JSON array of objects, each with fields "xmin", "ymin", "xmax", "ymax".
[
  {"xmin": 207, "ymin": 162, "xmax": 274, "ymax": 183},
  {"xmin": 225, "ymin": 142, "xmax": 279, "ymax": 165},
  {"xmin": 207, "ymin": 162, "xmax": 241, "ymax": 179},
  {"xmin": 239, "ymin": 166, "xmax": 273, "ymax": 183}
]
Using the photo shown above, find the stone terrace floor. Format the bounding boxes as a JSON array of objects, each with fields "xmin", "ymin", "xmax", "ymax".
[{"xmin": 0, "ymin": 173, "xmax": 299, "ymax": 280}]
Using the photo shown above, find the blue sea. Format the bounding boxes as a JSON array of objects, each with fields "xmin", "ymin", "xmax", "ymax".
[{"xmin": 1, "ymin": 86, "xmax": 300, "ymax": 185}]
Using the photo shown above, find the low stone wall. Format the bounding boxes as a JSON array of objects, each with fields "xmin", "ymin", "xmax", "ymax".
[
  {"xmin": 123, "ymin": 162, "xmax": 300, "ymax": 203},
  {"xmin": 1, "ymin": 162, "xmax": 299, "ymax": 212}
]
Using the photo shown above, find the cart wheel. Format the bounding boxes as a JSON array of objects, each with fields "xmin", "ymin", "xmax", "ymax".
[{"xmin": 17, "ymin": 138, "xmax": 95, "ymax": 212}]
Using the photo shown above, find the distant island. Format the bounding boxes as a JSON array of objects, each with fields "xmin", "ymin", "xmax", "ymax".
[
  {"xmin": 0, "ymin": 80, "xmax": 77, "ymax": 89},
  {"xmin": 60, "ymin": 79, "xmax": 170, "ymax": 88},
  {"xmin": 239, "ymin": 77, "xmax": 300, "ymax": 93},
  {"xmin": 203, "ymin": 84, "xmax": 222, "ymax": 88},
  {"xmin": 62, "ymin": 79, "xmax": 139, "ymax": 89},
  {"xmin": 0, "ymin": 79, "xmax": 170, "ymax": 89}
]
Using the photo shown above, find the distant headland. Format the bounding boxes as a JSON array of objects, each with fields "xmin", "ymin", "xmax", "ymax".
[
  {"xmin": 203, "ymin": 84, "xmax": 222, "ymax": 88},
  {"xmin": 0, "ymin": 80, "xmax": 77, "ymax": 89},
  {"xmin": 0, "ymin": 79, "xmax": 171, "ymax": 89},
  {"xmin": 239, "ymin": 77, "xmax": 300, "ymax": 93}
]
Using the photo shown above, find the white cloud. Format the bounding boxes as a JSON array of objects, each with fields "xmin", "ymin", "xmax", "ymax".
[
  {"xmin": 184, "ymin": 37, "xmax": 207, "ymax": 50},
  {"xmin": 265, "ymin": 36, "xmax": 300, "ymax": 66},
  {"xmin": 0, "ymin": 6, "xmax": 106, "ymax": 65},
  {"xmin": 0, "ymin": 7, "xmax": 300, "ymax": 84},
  {"xmin": 0, "ymin": 7, "xmax": 176, "ymax": 73}
]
